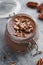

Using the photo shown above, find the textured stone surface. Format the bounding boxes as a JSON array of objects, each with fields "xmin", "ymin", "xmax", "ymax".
[{"xmin": 0, "ymin": 0, "xmax": 43, "ymax": 65}]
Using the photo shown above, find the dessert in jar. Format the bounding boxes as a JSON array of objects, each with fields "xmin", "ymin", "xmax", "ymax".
[{"xmin": 5, "ymin": 14, "xmax": 38, "ymax": 53}]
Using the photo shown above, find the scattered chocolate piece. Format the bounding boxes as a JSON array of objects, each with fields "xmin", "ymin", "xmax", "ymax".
[
  {"xmin": 38, "ymin": 13, "xmax": 43, "ymax": 20},
  {"xmin": 37, "ymin": 58, "xmax": 43, "ymax": 65},
  {"xmin": 2, "ymin": 55, "xmax": 7, "ymax": 60},
  {"xmin": 26, "ymin": 2, "xmax": 38, "ymax": 9},
  {"xmin": 39, "ymin": 51, "xmax": 42, "ymax": 54},
  {"xmin": 1, "ymin": 49, "xmax": 9, "ymax": 61},
  {"xmin": 37, "ymin": 3, "xmax": 43, "ymax": 13},
  {"xmin": 9, "ymin": 61, "xmax": 16, "ymax": 65}
]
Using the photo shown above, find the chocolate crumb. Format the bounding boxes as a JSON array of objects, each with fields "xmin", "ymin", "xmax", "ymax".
[
  {"xmin": 9, "ymin": 61, "xmax": 16, "ymax": 65},
  {"xmin": 2, "ymin": 55, "xmax": 7, "ymax": 60}
]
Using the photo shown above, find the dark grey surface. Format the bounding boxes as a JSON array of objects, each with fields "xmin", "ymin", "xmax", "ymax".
[{"xmin": 0, "ymin": 0, "xmax": 43, "ymax": 65}]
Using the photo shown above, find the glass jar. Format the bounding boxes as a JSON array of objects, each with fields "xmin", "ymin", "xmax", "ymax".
[
  {"xmin": 0, "ymin": 0, "xmax": 21, "ymax": 18},
  {"xmin": 5, "ymin": 14, "xmax": 39, "ymax": 54}
]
